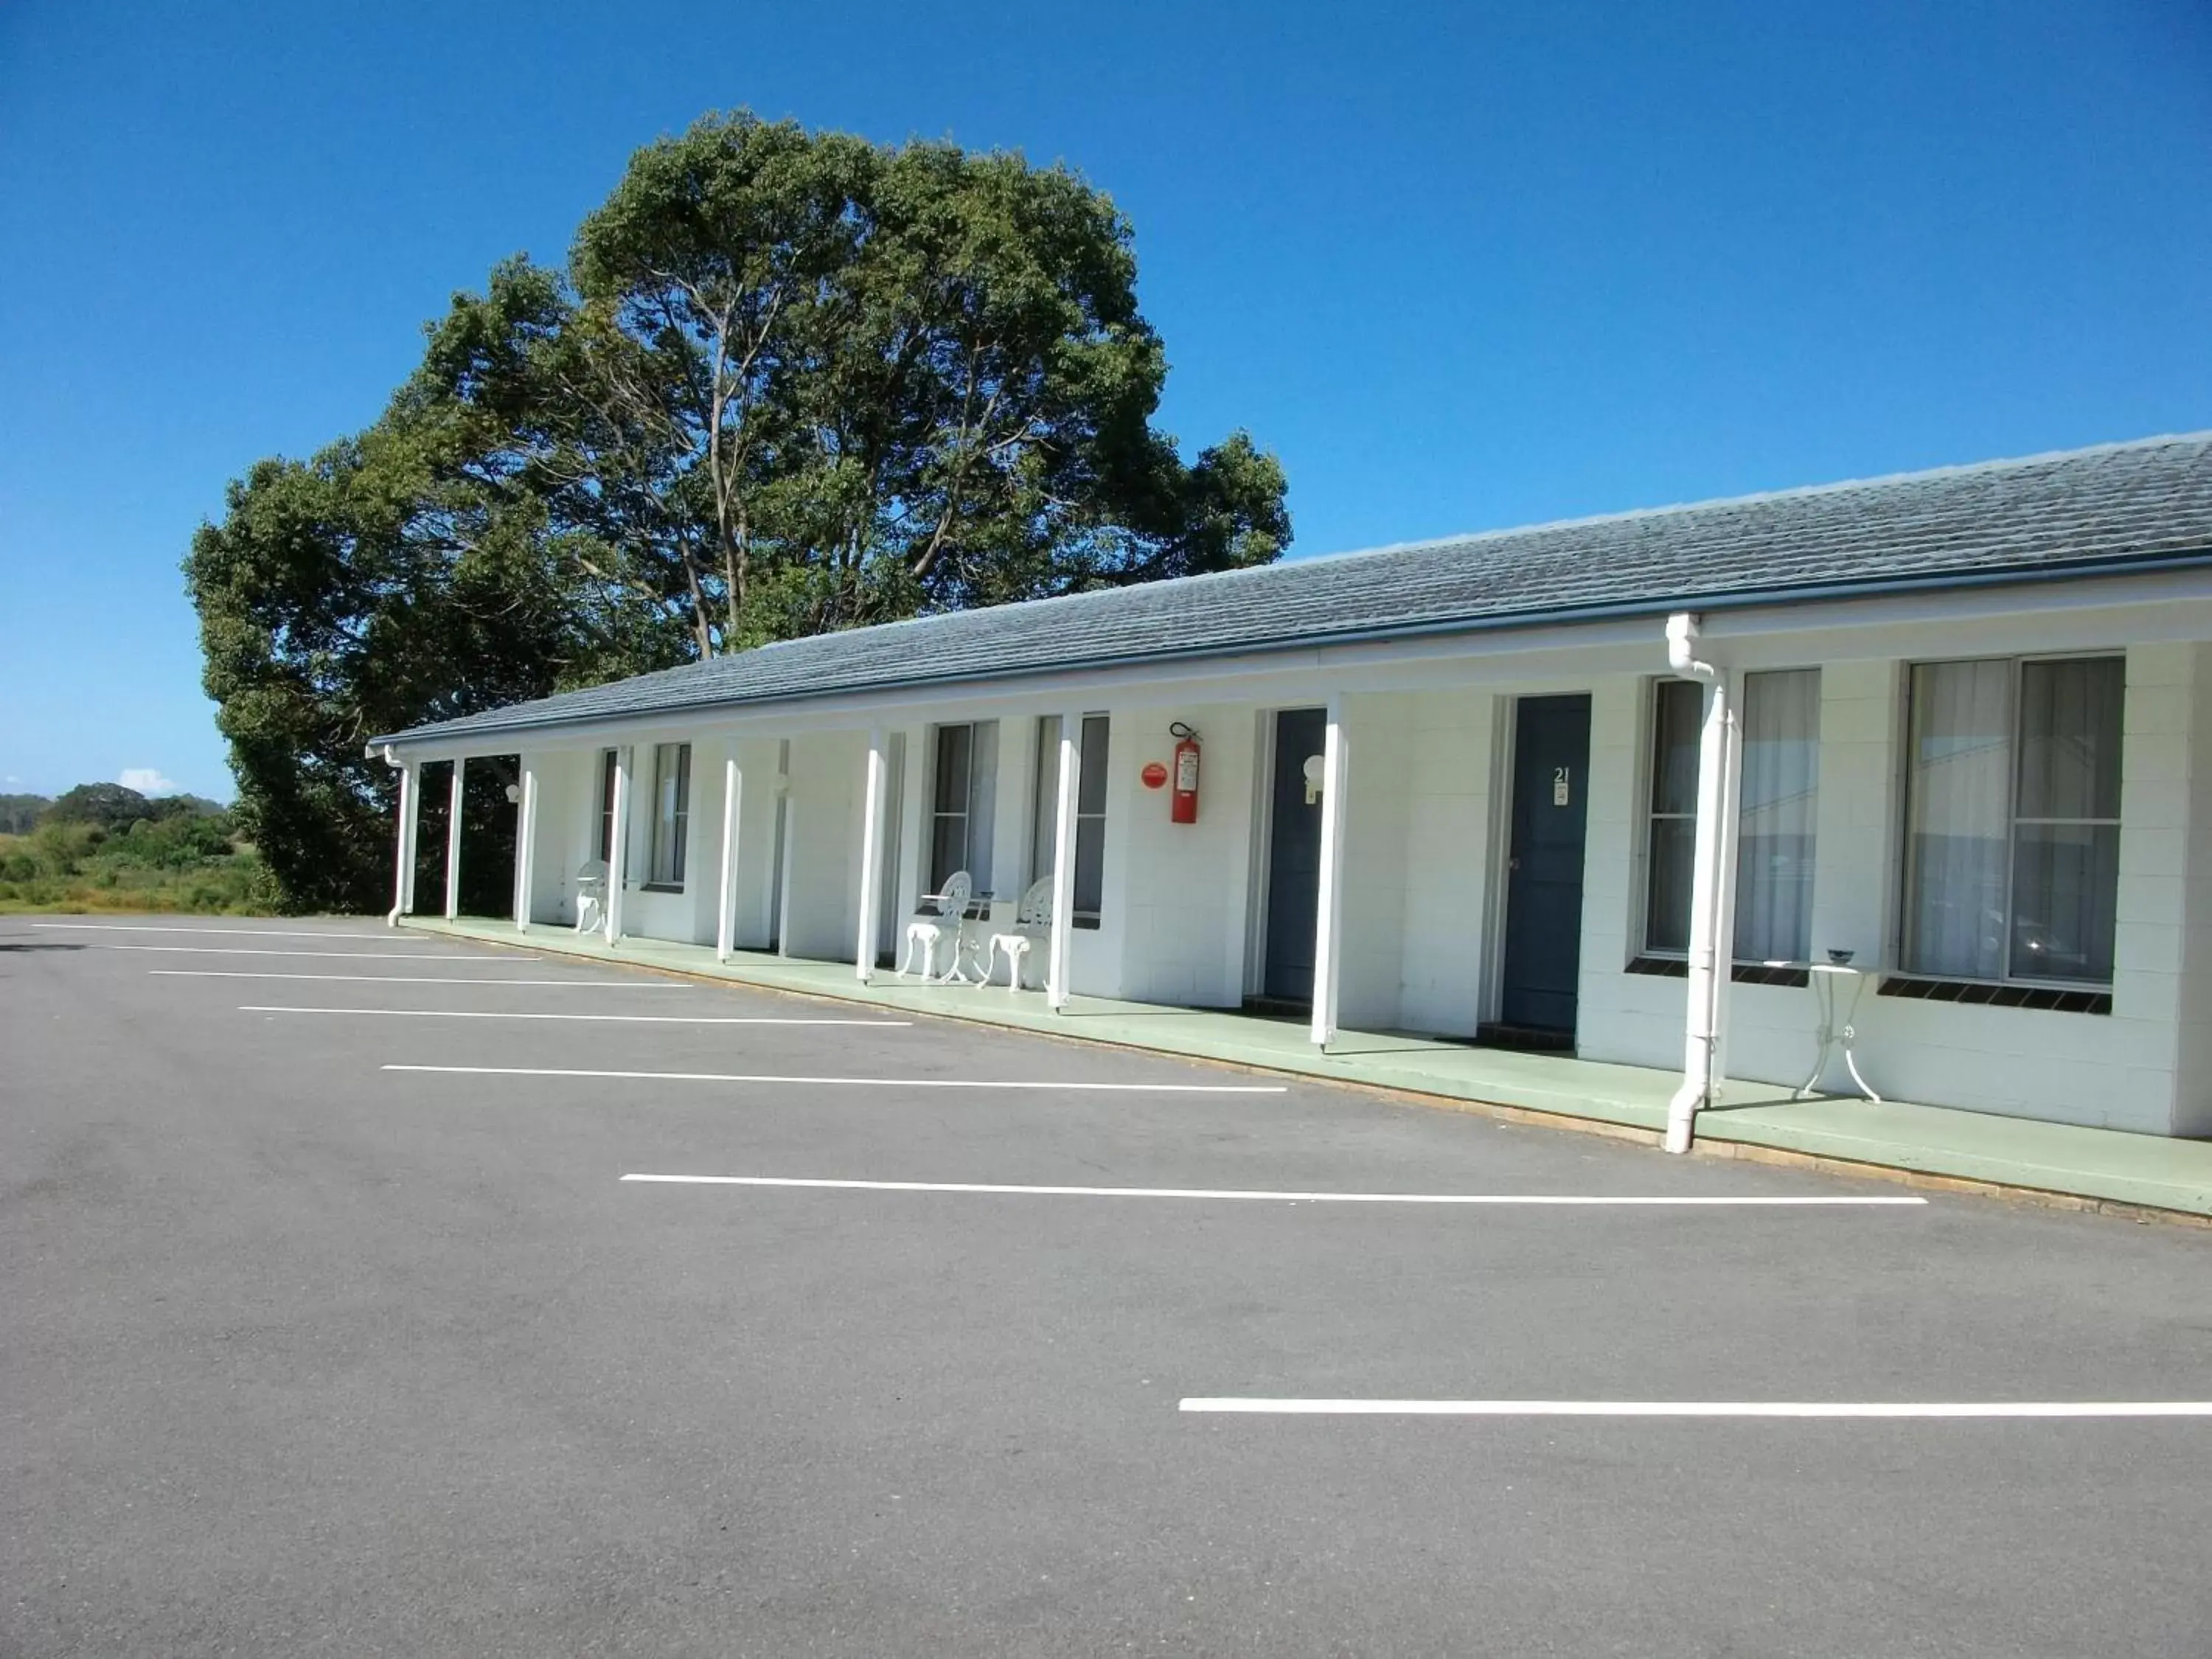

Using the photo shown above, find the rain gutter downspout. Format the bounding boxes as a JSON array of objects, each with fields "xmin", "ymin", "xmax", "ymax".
[{"xmin": 1663, "ymin": 613, "xmax": 1742, "ymax": 1155}]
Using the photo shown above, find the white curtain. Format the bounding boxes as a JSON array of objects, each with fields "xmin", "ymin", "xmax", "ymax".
[
  {"xmin": 2010, "ymin": 658, "xmax": 2122, "ymax": 983},
  {"xmin": 1902, "ymin": 661, "xmax": 2012, "ymax": 978},
  {"xmin": 1733, "ymin": 669, "xmax": 1820, "ymax": 962}
]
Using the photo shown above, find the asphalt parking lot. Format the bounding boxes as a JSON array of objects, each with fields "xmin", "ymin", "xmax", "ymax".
[{"xmin": 4, "ymin": 915, "xmax": 2210, "ymax": 1657}]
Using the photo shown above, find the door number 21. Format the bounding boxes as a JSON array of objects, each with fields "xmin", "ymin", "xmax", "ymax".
[{"xmin": 1552, "ymin": 767, "xmax": 1571, "ymax": 807}]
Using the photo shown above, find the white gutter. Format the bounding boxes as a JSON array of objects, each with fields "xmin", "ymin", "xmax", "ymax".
[
  {"xmin": 382, "ymin": 747, "xmax": 420, "ymax": 927},
  {"xmin": 1663, "ymin": 613, "xmax": 1742, "ymax": 1155}
]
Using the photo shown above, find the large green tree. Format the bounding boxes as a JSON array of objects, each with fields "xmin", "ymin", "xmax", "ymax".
[
  {"xmin": 415, "ymin": 111, "xmax": 1289, "ymax": 650},
  {"xmin": 190, "ymin": 111, "xmax": 1289, "ymax": 912}
]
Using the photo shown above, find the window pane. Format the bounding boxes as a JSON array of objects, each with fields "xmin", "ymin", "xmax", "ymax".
[
  {"xmin": 2010, "ymin": 824, "xmax": 2118, "ymax": 984},
  {"xmin": 1645, "ymin": 818, "xmax": 1696, "ymax": 954},
  {"xmin": 2017, "ymin": 658, "xmax": 2122, "ymax": 821},
  {"xmin": 1074, "ymin": 812, "xmax": 1105, "ymax": 921},
  {"xmin": 598, "ymin": 749, "xmax": 616, "ymax": 863},
  {"xmin": 670, "ymin": 745, "xmax": 689, "ymax": 884},
  {"xmin": 933, "ymin": 725, "xmax": 971, "ymax": 815},
  {"xmin": 929, "ymin": 817, "xmax": 967, "ymax": 894},
  {"xmin": 1651, "ymin": 680, "xmax": 1703, "ymax": 816},
  {"xmin": 1902, "ymin": 660, "xmax": 2011, "ymax": 978},
  {"xmin": 1735, "ymin": 669, "xmax": 1819, "ymax": 961},
  {"xmin": 1029, "ymin": 717, "xmax": 1061, "ymax": 883},
  {"xmin": 650, "ymin": 742, "xmax": 686, "ymax": 886},
  {"xmin": 967, "ymin": 721, "xmax": 998, "ymax": 889},
  {"xmin": 1077, "ymin": 716, "xmax": 1110, "ymax": 815}
]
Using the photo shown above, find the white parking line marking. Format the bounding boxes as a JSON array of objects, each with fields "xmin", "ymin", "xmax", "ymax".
[
  {"xmin": 35, "ymin": 922, "xmax": 425, "ymax": 941},
  {"xmin": 621, "ymin": 1174, "xmax": 1927, "ymax": 1205},
  {"xmin": 391, "ymin": 1064, "xmax": 1287, "ymax": 1094},
  {"xmin": 154, "ymin": 970, "xmax": 688, "ymax": 987},
  {"xmin": 1178, "ymin": 1399, "xmax": 2212, "ymax": 1418},
  {"xmin": 245, "ymin": 1006, "xmax": 909, "ymax": 1026},
  {"xmin": 106, "ymin": 945, "xmax": 521, "ymax": 959}
]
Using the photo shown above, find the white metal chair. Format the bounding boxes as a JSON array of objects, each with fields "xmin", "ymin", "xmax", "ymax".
[
  {"xmin": 984, "ymin": 877, "xmax": 1054, "ymax": 992},
  {"xmin": 572, "ymin": 859, "xmax": 608, "ymax": 934},
  {"xmin": 900, "ymin": 870, "xmax": 973, "ymax": 978}
]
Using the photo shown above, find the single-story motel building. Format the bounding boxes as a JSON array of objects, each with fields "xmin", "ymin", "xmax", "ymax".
[{"xmin": 372, "ymin": 433, "xmax": 2212, "ymax": 1153}]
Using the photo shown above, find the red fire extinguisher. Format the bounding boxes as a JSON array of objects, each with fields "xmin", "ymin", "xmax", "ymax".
[{"xmin": 1169, "ymin": 722, "xmax": 1201, "ymax": 824}]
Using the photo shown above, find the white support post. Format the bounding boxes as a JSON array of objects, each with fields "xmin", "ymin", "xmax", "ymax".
[
  {"xmin": 605, "ymin": 747, "xmax": 631, "ymax": 946},
  {"xmin": 442, "ymin": 758, "xmax": 466, "ymax": 920},
  {"xmin": 716, "ymin": 757, "xmax": 742, "ymax": 962},
  {"xmin": 1664, "ymin": 613, "xmax": 1744, "ymax": 1154},
  {"xmin": 512, "ymin": 764, "xmax": 538, "ymax": 931},
  {"xmin": 774, "ymin": 793, "xmax": 796, "ymax": 959},
  {"xmin": 855, "ymin": 731, "xmax": 887, "ymax": 983},
  {"xmin": 1310, "ymin": 695, "xmax": 1349, "ymax": 1048},
  {"xmin": 388, "ymin": 758, "xmax": 420, "ymax": 926},
  {"xmin": 1046, "ymin": 713, "xmax": 1081, "ymax": 1012}
]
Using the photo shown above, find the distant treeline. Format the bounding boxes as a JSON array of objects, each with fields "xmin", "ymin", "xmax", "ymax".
[
  {"xmin": 1, "ymin": 785, "xmax": 228, "ymax": 835},
  {"xmin": 0, "ymin": 784, "xmax": 266, "ymax": 914}
]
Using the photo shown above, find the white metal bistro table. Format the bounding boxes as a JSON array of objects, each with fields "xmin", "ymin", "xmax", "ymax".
[
  {"xmin": 930, "ymin": 892, "xmax": 995, "ymax": 986},
  {"xmin": 1782, "ymin": 959, "xmax": 1880, "ymax": 1103}
]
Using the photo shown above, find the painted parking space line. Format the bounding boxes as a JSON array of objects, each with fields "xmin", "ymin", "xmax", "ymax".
[
  {"xmin": 390, "ymin": 1064, "xmax": 1287, "ymax": 1094},
  {"xmin": 245, "ymin": 1005, "xmax": 909, "ymax": 1026},
  {"xmin": 105, "ymin": 945, "xmax": 526, "ymax": 959},
  {"xmin": 35, "ymin": 922, "xmax": 426, "ymax": 941},
  {"xmin": 154, "ymin": 970, "xmax": 690, "ymax": 988},
  {"xmin": 1178, "ymin": 1398, "xmax": 2212, "ymax": 1418},
  {"xmin": 621, "ymin": 1174, "xmax": 1926, "ymax": 1206}
]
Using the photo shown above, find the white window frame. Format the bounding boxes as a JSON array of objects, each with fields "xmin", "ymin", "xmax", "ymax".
[
  {"xmin": 928, "ymin": 720, "xmax": 996, "ymax": 910},
  {"xmin": 1897, "ymin": 652, "xmax": 2124, "ymax": 989},
  {"xmin": 644, "ymin": 741, "xmax": 690, "ymax": 891},
  {"xmin": 1637, "ymin": 669, "xmax": 1821, "ymax": 966},
  {"xmin": 1029, "ymin": 714, "xmax": 1110, "ymax": 929}
]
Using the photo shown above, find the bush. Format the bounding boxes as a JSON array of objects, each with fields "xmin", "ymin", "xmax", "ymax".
[{"xmin": 0, "ymin": 818, "xmax": 269, "ymax": 915}]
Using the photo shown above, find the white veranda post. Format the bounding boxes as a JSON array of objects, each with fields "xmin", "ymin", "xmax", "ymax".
[
  {"xmin": 855, "ymin": 730, "xmax": 888, "ymax": 984},
  {"xmin": 1663, "ymin": 613, "xmax": 1744, "ymax": 1155},
  {"xmin": 1046, "ymin": 714, "xmax": 1081, "ymax": 1012},
  {"xmin": 512, "ymin": 764, "xmax": 538, "ymax": 931},
  {"xmin": 604, "ymin": 748, "xmax": 631, "ymax": 946},
  {"xmin": 387, "ymin": 758, "xmax": 420, "ymax": 926},
  {"xmin": 1310, "ymin": 695, "xmax": 1349, "ymax": 1048},
  {"xmin": 442, "ymin": 758, "xmax": 466, "ymax": 920},
  {"xmin": 716, "ymin": 757, "xmax": 742, "ymax": 962}
]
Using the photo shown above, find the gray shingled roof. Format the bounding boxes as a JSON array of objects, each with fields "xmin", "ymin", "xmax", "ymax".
[{"xmin": 375, "ymin": 432, "xmax": 2212, "ymax": 748}]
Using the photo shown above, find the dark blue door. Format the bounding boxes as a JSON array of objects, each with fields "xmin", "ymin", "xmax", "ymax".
[
  {"xmin": 1499, "ymin": 695, "xmax": 1591, "ymax": 1036},
  {"xmin": 1262, "ymin": 707, "xmax": 1328, "ymax": 1003}
]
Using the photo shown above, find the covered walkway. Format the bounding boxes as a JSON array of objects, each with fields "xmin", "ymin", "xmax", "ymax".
[{"xmin": 405, "ymin": 915, "xmax": 2212, "ymax": 1220}]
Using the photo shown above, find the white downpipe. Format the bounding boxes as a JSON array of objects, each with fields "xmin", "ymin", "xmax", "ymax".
[
  {"xmin": 442, "ymin": 758, "xmax": 466, "ymax": 920},
  {"xmin": 1310, "ymin": 695, "xmax": 1349, "ymax": 1048},
  {"xmin": 512, "ymin": 765, "xmax": 538, "ymax": 931},
  {"xmin": 605, "ymin": 747, "xmax": 631, "ymax": 946},
  {"xmin": 387, "ymin": 757, "xmax": 420, "ymax": 926},
  {"xmin": 855, "ymin": 730, "xmax": 887, "ymax": 984},
  {"xmin": 716, "ymin": 757, "xmax": 742, "ymax": 962},
  {"xmin": 1047, "ymin": 714, "xmax": 1081, "ymax": 1012},
  {"xmin": 1663, "ymin": 613, "xmax": 1743, "ymax": 1155}
]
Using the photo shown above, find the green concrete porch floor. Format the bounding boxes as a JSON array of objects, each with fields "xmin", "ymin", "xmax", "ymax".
[{"xmin": 406, "ymin": 916, "xmax": 2212, "ymax": 1219}]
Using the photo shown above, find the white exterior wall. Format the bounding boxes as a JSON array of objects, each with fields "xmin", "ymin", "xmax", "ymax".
[
  {"xmin": 439, "ymin": 585, "xmax": 2212, "ymax": 1136},
  {"xmin": 1397, "ymin": 692, "xmax": 1498, "ymax": 1038},
  {"xmin": 781, "ymin": 729, "xmax": 863, "ymax": 962},
  {"xmin": 520, "ymin": 746, "xmax": 590, "ymax": 926},
  {"xmin": 1111, "ymin": 702, "xmax": 1259, "ymax": 1007},
  {"xmin": 2172, "ymin": 644, "xmax": 2212, "ymax": 1136}
]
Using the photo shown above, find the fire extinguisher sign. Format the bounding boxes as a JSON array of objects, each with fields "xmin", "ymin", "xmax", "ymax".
[{"xmin": 1169, "ymin": 722, "xmax": 1201, "ymax": 825}]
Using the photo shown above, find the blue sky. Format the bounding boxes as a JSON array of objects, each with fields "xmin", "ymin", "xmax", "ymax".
[{"xmin": 2, "ymin": 1, "xmax": 2208, "ymax": 801}]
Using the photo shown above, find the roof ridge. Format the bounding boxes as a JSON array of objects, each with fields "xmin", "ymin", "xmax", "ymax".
[{"xmin": 1279, "ymin": 430, "xmax": 2212, "ymax": 569}]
